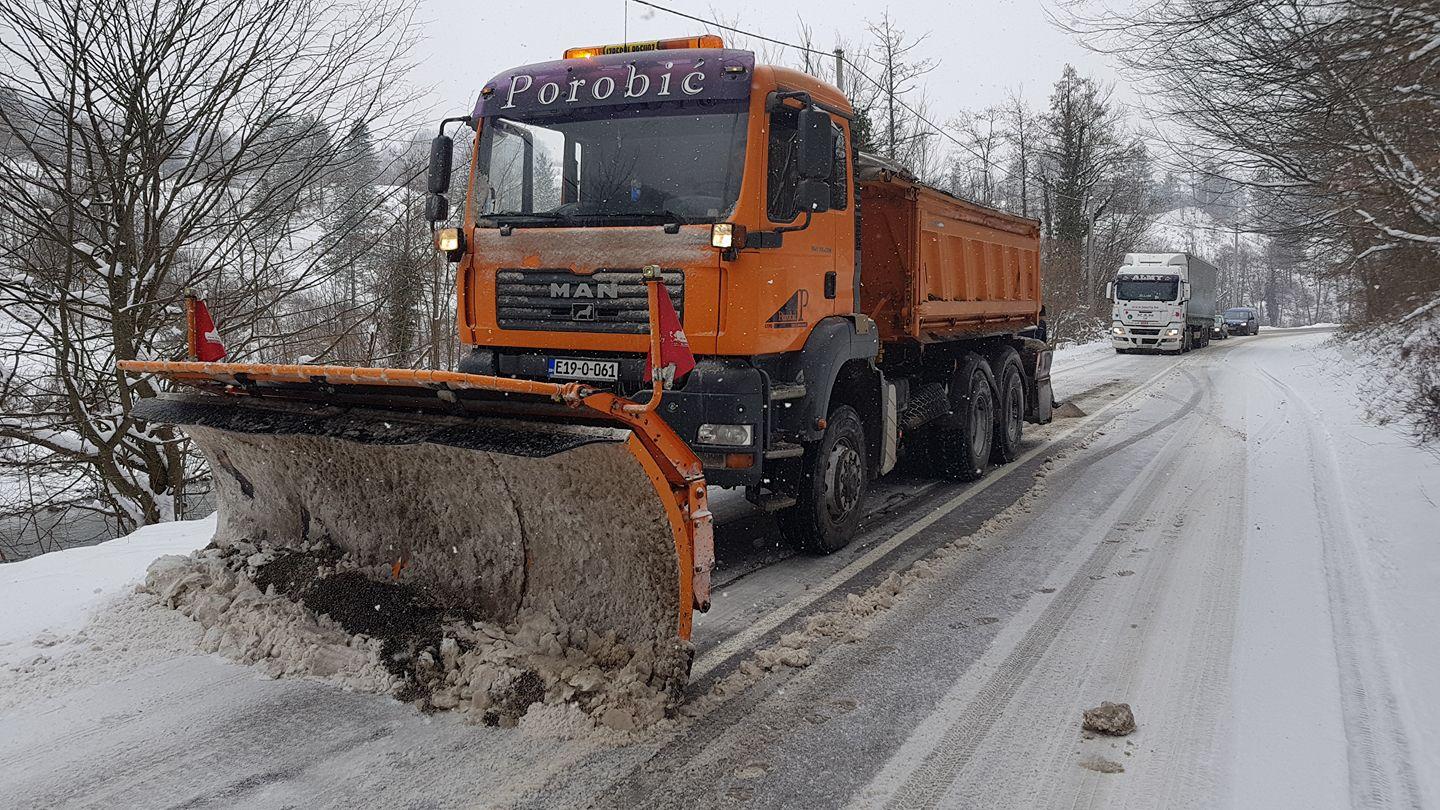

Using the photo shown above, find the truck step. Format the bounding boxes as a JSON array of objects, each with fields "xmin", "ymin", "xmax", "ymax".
[
  {"xmin": 755, "ymin": 493, "xmax": 798, "ymax": 512},
  {"xmin": 769, "ymin": 383, "xmax": 807, "ymax": 401},
  {"xmin": 764, "ymin": 442, "xmax": 805, "ymax": 460}
]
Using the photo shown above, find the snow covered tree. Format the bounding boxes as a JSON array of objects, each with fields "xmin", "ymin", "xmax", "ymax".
[
  {"xmin": 0, "ymin": 0, "xmax": 414, "ymax": 552},
  {"xmin": 1035, "ymin": 66, "xmax": 1156, "ymax": 339},
  {"xmin": 324, "ymin": 119, "xmax": 387, "ymax": 363}
]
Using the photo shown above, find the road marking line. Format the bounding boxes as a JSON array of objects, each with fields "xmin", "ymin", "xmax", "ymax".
[{"xmin": 689, "ymin": 357, "xmax": 1187, "ymax": 681}]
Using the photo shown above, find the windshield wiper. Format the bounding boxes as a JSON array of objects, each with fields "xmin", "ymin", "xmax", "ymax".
[
  {"xmin": 483, "ymin": 210, "xmax": 567, "ymax": 220},
  {"xmin": 479, "ymin": 210, "xmax": 577, "ymax": 229},
  {"xmin": 563, "ymin": 211, "xmax": 693, "ymax": 225}
]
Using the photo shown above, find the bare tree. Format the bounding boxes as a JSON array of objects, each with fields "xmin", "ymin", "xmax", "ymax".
[
  {"xmin": 1003, "ymin": 91, "xmax": 1039, "ymax": 218},
  {"xmin": 864, "ymin": 13, "xmax": 936, "ymax": 165},
  {"xmin": 945, "ymin": 106, "xmax": 1004, "ymax": 206},
  {"xmin": 0, "ymin": 0, "xmax": 415, "ymax": 554}
]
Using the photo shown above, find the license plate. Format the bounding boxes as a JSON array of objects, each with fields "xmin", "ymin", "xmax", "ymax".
[{"xmin": 547, "ymin": 357, "xmax": 618, "ymax": 381}]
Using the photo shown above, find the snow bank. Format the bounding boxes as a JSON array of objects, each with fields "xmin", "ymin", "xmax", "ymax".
[
  {"xmin": 144, "ymin": 551, "xmax": 395, "ymax": 692},
  {"xmin": 0, "ymin": 591, "xmax": 201, "ymax": 713},
  {"xmin": 0, "ymin": 515, "xmax": 214, "ymax": 666},
  {"xmin": 1050, "ymin": 339, "xmax": 1113, "ymax": 374},
  {"xmin": 1351, "ymin": 301, "xmax": 1440, "ymax": 443}
]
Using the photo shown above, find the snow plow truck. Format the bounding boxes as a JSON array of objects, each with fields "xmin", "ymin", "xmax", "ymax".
[{"xmin": 120, "ymin": 36, "xmax": 1052, "ymax": 667}]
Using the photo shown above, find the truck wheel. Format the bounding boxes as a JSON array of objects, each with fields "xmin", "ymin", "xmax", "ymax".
[
  {"xmin": 991, "ymin": 352, "xmax": 1025, "ymax": 464},
  {"xmin": 934, "ymin": 354, "xmax": 995, "ymax": 481},
  {"xmin": 778, "ymin": 405, "xmax": 868, "ymax": 553}
]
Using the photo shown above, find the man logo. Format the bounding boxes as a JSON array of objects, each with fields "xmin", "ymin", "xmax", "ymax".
[
  {"xmin": 571, "ymin": 303, "xmax": 597, "ymax": 321},
  {"xmin": 549, "ymin": 282, "xmax": 619, "ymax": 299}
]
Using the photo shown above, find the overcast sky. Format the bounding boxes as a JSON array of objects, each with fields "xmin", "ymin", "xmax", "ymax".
[{"xmin": 407, "ymin": 0, "xmax": 1133, "ymax": 130}]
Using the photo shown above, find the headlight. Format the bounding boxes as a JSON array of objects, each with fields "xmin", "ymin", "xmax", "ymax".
[
  {"xmin": 435, "ymin": 227, "xmax": 463, "ymax": 253},
  {"xmin": 711, "ymin": 222, "xmax": 746, "ymax": 249},
  {"xmin": 697, "ymin": 423, "xmax": 753, "ymax": 446},
  {"xmin": 1165, "ymin": 328, "xmax": 1180, "ymax": 336},
  {"xmin": 1111, "ymin": 326, "xmax": 1124, "ymax": 335}
]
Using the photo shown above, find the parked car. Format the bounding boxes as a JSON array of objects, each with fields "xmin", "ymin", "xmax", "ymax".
[
  {"xmin": 1224, "ymin": 306, "xmax": 1260, "ymax": 335},
  {"xmin": 1210, "ymin": 314, "xmax": 1229, "ymax": 340}
]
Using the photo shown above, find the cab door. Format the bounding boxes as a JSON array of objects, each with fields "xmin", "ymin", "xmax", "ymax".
[{"xmin": 757, "ymin": 104, "xmax": 851, "ymax": 347}]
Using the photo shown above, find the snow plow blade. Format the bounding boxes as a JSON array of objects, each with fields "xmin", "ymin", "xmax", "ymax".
[{"xmin": 117, "ymin": 361, "xmax": 714, "ymax": 651}]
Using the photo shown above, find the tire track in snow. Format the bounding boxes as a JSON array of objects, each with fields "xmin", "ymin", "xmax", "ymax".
[
  {"xmin": 1253, "ymin": 366, "xmax": 1425, "ymax": 809},
  {"xmin": 688, "ymin": 359, "xmax": 1188, "ymax": 685},
  {"xmin": 863, "ymin": 378, "xmax": 1214, "ymax": 808}
]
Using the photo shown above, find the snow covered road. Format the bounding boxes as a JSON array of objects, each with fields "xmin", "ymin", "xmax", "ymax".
[{"xmin": 3, "ymin": 329, "xmax": 1436, "ymax": 808}]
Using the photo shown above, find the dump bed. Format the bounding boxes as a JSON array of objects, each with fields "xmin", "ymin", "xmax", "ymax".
[{"xmin": 858, "ymin": 157, "xmax": 1042, "ymax": 345}]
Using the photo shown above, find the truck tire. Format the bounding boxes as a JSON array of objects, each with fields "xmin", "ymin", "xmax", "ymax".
[
  {"xmin": 778, "ymin": 405, "xmax": 868, "ymax": 553},
  {"xmin": 991, "ymin": 351, "xmax": 1025, "ymax": 464},
  {"xmin": 933, "ymin": 354, "xmax": 995, "ymax": 481}
]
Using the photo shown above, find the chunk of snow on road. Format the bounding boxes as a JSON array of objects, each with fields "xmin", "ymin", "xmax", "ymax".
[{"xmin": 143, "ymin": 542, "xmax": 684, "ymax": 733}]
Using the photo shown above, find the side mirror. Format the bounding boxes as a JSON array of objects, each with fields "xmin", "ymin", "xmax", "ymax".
[
  {"xmin": 428, "ymin": 135, "xmax": 453, "ymax": 195},
  {"xmin": 1105, "ymin": 282, "xmax": 1114, "ymax": 300},
  {"xmin": 1181, "ymin": 281, "xmax": 1191, "ymax": 302},
  {"xmin": 794, "ymin": 178, "xmax": 831, "ymax": 214},
  {"xmin": 425, "ymin": 194, "xmax": 449, "ymax": 222},
  {"xmin": 796, "ymin": 106, "xmax": 834, "ymax": 181}
]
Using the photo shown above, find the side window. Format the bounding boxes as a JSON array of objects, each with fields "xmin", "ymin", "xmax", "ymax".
[
  {"xmin": 767, "ymin": 106, "xmax": 847, "ymax": 221},
  {"xmin": 830, "ymin": 123, "xmax": 848, "ymax": 211},
  {"xmin": 766, "ymin": 106, "xmax": 800, "ymax": 222}
]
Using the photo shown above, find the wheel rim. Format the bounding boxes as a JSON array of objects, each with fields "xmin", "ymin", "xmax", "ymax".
[
  {"xmin": 825, "ymin": 439, "xmax": 864, "ymax": 521},
  {"xmin": 971, "ymin": 376, "xmax": 993, "ymax": 461},
  {"xmin": 1006, "ymin": 380, "xmax": 1023, "ymax": 443}
]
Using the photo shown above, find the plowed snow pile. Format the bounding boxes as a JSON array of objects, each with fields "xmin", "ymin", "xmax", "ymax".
[{"xmin": 145, "ymin": 541, "xmax": 687, "ymax": 731}]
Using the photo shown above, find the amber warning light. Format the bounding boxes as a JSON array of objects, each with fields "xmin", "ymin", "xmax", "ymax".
[{"xmin": 564, "ymin": 34, "xmax": 724, "ymax": 60}]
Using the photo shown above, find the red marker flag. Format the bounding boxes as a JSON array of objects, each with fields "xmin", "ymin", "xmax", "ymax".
[
  {"xmin": 644, "ymin": 283, "xmax": 695, "ymax": 384},
  {"xmin": 186, "ymin": 295, "xmax": 227, "ymax": 362}
]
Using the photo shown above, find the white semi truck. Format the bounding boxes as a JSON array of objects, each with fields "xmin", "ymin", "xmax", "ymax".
[{"xmin": 1108, "ymin": 252, "xmax": 1219, "ymax": 354}]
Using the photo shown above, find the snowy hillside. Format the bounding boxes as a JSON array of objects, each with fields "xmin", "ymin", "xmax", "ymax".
[{"xmin": 1137, "ymin": 206, "xmax": 1265, "ymax": 260}]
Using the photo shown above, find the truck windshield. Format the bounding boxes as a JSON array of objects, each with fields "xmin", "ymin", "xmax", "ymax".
[
  {"xmin": 474, "ymin": 101, "xmax": 747, "ymax": 226},
  {"xmin": 1115, "ymin": 277, "xmax": 1179, "ymax": 302}
]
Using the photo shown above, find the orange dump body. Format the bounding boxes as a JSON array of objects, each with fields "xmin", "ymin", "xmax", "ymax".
[{"xmin": 858, "ymin": 168, "xmax": 1042, "ymax": 346}]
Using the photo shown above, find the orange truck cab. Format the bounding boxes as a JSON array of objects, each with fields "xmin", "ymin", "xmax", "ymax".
[{"xmin": 426, "ymin": 37, "xmax": 1053, "ymax": 551}]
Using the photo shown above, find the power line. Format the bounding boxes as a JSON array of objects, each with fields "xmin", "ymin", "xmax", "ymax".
[
  {"xmin": 629, "ymin": 0, "xmax": 1002, "ymax": 172},
  {"xmin": 630, "ymin": 0, "xmax": 834, "ymax": 60}
]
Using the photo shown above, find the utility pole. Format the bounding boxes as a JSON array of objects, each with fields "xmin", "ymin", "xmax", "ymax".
[{"xmin": 834, "ymin": 48, "xmax": 845, "ymax": 89}]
